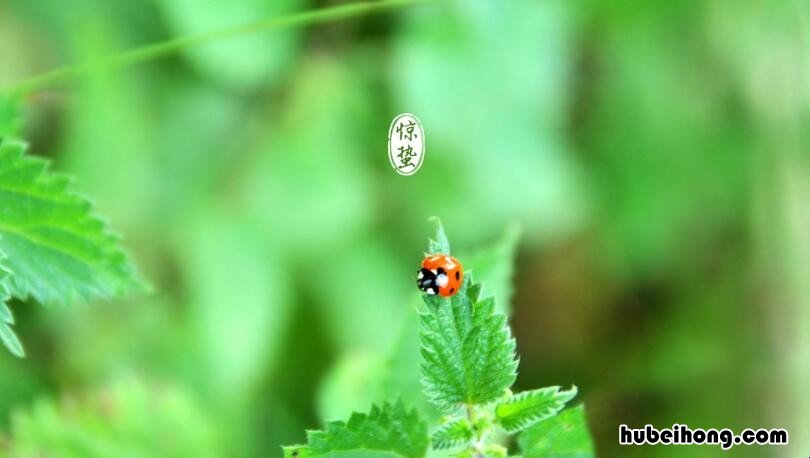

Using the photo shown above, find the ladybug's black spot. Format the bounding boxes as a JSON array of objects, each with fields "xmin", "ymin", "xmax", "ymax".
[
  {"xmin": 417, "ymin": 267, "xmax": 439, "ymax": 293},
  {"xmin": 455, "ymin": 271, "xmax": 460, "ymax": 280},
  {"xmin": 449, "ymin": 288, "xmax": 455, "ymax": 294}
]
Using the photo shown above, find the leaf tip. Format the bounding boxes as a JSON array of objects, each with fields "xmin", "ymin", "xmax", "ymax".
[{"xmin": 427, "ymin": 217, "xmax": 450, "ymax": 254}]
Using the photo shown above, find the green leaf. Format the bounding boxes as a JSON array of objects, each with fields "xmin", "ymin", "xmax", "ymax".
[
  {"xmin": 0, "ymin": 140, "xmax": 139, "ymax": 306},
  {"xmin": 518, "ymin": 405, "xmax": 595, "ymax": 458},
  {"xmin": 239, "ymin": 57, "xmax": 374, "ymax": 259},
  {"xmin": 284, "ymin": 401, "xmax": 429, "ymax": 458},
  {"xmin": 156, "ymin": 0, "xmax": 303, "ymax": 90},
  {"xmin": 0, "ymin": 96, "xmax": 22, "ymax": 138},
  {"xmin": 463, "ymin": 225, "xmax": 520, "ymax": 315},
  {"xmin": 427, "ymin": 217, "xmax": 451, "ymax": 255},
  {"xmin": 0, "ymin": 256, "xmax": 24, "ymax": 357},
  {"xmin": 431, "ymin": 418, "xmax": 472, "ymax": 450},
  {"xmin": 0, "ymin": 304, "xmax": 23, "ymax": 358},
  {"xmin": 495, "ymin": 386, "xmax": 577, "ymax": 433},
  {"xmin": 179, "ymin": 215, "xmax": 292, "ymax": 401},
  {"xmin": 393, "ymin": 1, "xmax": 584, "ymax": 237},
  {"xmin": 4, "ymin": 377, "xmax": 223, "ymax": 457},
  {"xmin": 420, "ymin": 277, "xmax": 518, "ymax": 412}
]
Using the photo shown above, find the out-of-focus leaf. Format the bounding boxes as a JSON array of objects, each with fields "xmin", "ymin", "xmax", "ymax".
[
  {"xmin": 284, "ymin": 401, "xmax": 428, "ymax": 458},
  {"xmin": 41, "ymin": 295, "xmax": 180, "ymax": 384},
  {"xmin": 154, "ymin": 78, "xmax": 245, "ymax": 221},
  {"xmin": 239, "ymin": 56, "xmax": 374, "ymax": 258},
  {"xmin": 518, "ymin": 405, "xmax": 594, "ymax": 458},
  {"xmin": 584, "ymin": 5, "xmax": 751, "ymax": 279},
  {"xmin": 0, "ymin": 96, "xmax": 21, "ymax": 138},
  {"xmin": 392, "ymin": 0, "xmax": 583, "ymax": 237},
  {"xmin": 317, "ymin": 297, "xmax": 438, "ymax": 422},
  {"xmin": 427, "ymin": 217, "xmax": 450, "ymax": 255},
  {"xmin": 0, "ymin": 140, "xmax": 140, "ymax": 306},
  {"xmin": 61, "ymin": 19, "xmax": 156, "ymax": 231},
  {"xmin": 179, "ymin": 213, "xmax": 292, "ymax": 400},
  {"xmin": 462, "ymin": 225, "xmax": 520, "ymax": 315},
  {"xmin": 311, "ymin": 237, "xmax": 412, "ymax": 353},
  {"xmin": 157, "ymin": 0, "xmax": 304, "ymax": 90},
  {"xmin": 317, "ymin": 352, "xmax": 384, "ymax": 422},
  {"xmin": 3, "ymin": 378, "xmax": 222, "ymax": 458}
]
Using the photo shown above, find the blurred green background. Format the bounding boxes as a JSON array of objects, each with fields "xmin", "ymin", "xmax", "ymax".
[{"xmin": 1, "ymin": 0, "xmax": 809, "ymax": 456}]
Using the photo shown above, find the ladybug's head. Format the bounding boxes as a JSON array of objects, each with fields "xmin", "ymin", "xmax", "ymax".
[{"xmin": 417, "ymin": 267, "xmax": 448, "ymax": 295}]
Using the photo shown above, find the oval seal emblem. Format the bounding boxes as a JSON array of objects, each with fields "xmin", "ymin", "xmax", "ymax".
[{"xmin": 388, "ymin": 113, "xmax": 425, "ymax": 176}]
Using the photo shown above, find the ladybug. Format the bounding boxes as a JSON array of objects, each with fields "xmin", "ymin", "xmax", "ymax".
[{"xmin": 417, "ymin": 254, "xmax": 464, "ymax": 297}]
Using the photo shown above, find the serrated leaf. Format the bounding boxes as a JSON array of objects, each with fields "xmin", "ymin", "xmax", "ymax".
[
  {"xmin": 284, "ymin": 401, "xmax": 429, "ymax": 458},
  {"xmin": 0, "ymin": 306, "xmax": 23, "ymax": 358},
  {"xmin": 0, "ymin": 255, "xmax": 24, "ymax": 357},
  {"xmin": 420, "ymin": 276, "xmax": 518, "ymax": 412},
  {"xmin": 495, "ymin": 386, "xmax": 577, "ymax": 433},
  {"xmin": 0, "ymin": 140, "xmax": 139, "ymax": 306},
  {"xmin": 427, "ymin": 217, "xmax": 450, "ymax": 255},
  {"xmin": 464, "ymin": 225, "xmax": 520, "ymax": 315},
  {"xmin": 518, "ymin": 405, "xmax": 594, "ymax": 458},
  {"xmin": 431, "ymin": 418, "xmax": 472, "ymax": 450}
]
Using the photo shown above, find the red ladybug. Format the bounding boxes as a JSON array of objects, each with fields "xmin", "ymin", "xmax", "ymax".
[{"xmin": 417, "ymin": 254, "xmax": 464, "ymax": 297}]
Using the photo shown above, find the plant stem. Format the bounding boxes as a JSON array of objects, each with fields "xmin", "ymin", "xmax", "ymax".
[
  {"xmin": 465, "ymin": 403, "xmax": 485, "ymax": 458},
  {"xmin": 3, "ymin": 0, "xmax": 440, "ymax": 96}
]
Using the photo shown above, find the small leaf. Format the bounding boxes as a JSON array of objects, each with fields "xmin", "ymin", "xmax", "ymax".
[
  {"xmin": 285, "ymin": 401, "xmax": 429, "ymax": 458},
  {"xmin": 518, "ymin": 405, "xmax": 595, "ymax": 458},
  {"xmin": 0, "ymin": 257, "xmax": 24, "ymax": 357},
  {"xmin": 464, "ymin": 225, "xmax": 520, "ymax": 315},
  {"xmin": 496, "ymin": 386, "xmax": 577, "ymax": 433},
  {"xmin": 431, "ymin": 418, "xmax": 472, "ymax": 450},
  {"xmin": 0, "ymin": 140, "xmax": 140, "ymax": 306},
  {"xmin": 0, "ymin": 309, "xmax": 24, "ymax": 358},
  {"xmin": 427, "ymin": 217, "xmax": 450, "ymax": 255},
  {"xmin": 420, "ymin": 276, "xmax": 518, "ymax": 412}
]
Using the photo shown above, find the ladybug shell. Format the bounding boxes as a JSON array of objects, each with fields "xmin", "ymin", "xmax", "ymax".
[{"xmin": 417, "ymin": 254, "xmax": 464, "ymax": 297}]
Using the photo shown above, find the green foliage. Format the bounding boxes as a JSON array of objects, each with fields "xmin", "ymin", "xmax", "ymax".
[
  {"xmin": 518, "ymin": 405, "xmax": 595, "ymax": 458},
  {"xmin": 495, "ymin": 386, "xmax": 578, "ymax": 433},
  {"xmin": 0, "ymin": 96, "xmax": 21, "ymax": 137},
  {"xmin": 156, "ymin": 0, "xmax": 304, "ymax": 90},
  {"xmin": 1, "ymin": 378, "xmax": 222, "ymax": 458},
  {"xmin": 462, "ymin": 225, "xmax": 520, "ymax": 315},
  {"xmin": 0, "ymin": 1, "xmax": 796, "ymax": 457},
  {"xmin": 292, "ymin": 220, "xmax": 590, "ymax": 456},
  {"xmin": 392, "ymin": 0, "xmax": 584, "ymax": 236},
  {"xmin": 0, "ymin": 139, "xmax": 139, "ymax": 356},
  {"xmin": 420, "ymin": 220, "xmax": 517, "ymax": 412},
  {"xmin": 430, "ymin": 418, "xmax": 472, "ymax": 450},
  {"xmin": 313, "ymin": 225, "xmax": 525, "ymax": 425},
  {"xmin": 420, "ymin": 281, "xmax": 518, "ymax": 411},
  {"xmin": 0, "ymin": 261, "xmax": 23, "ymax": 357},
  {"xmin": 427, "ymin": 217, "xmax": 451, "ymax": 255},
  {"xmin": 418, "ymin": 221, "xmax": 585, "ymax": 455},
  {"xmin": 283, "ymin": 401, "xmax": 428, "ymax": 458}
]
